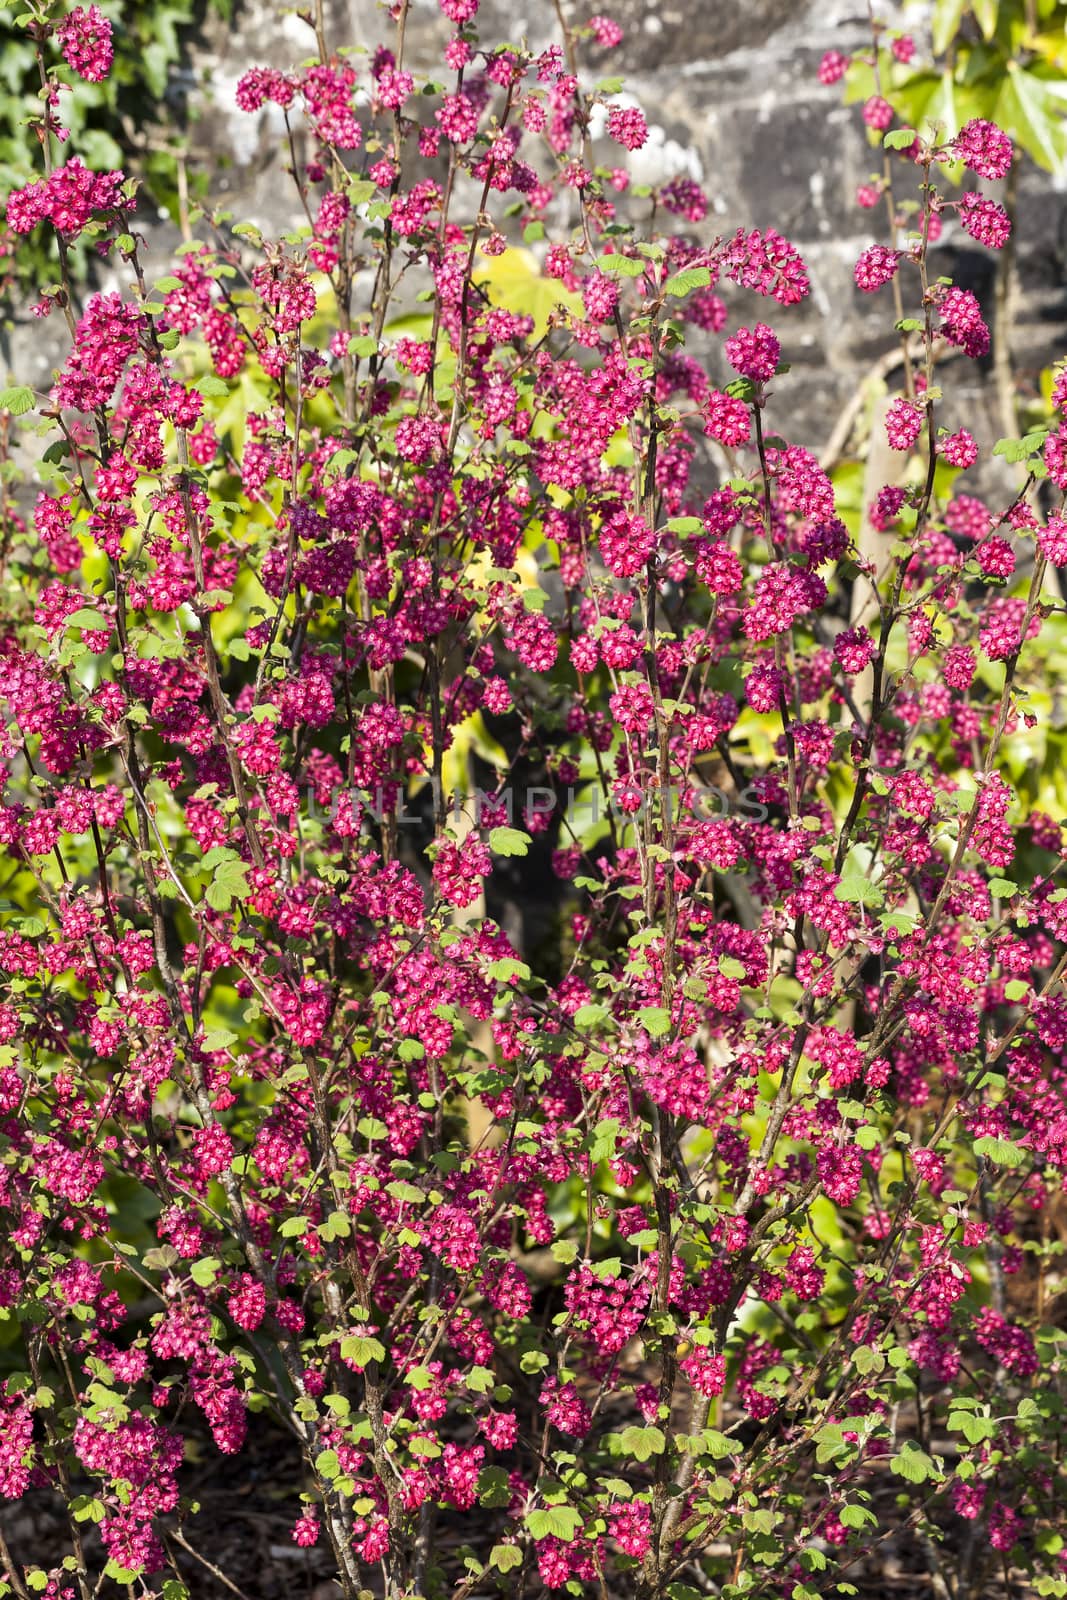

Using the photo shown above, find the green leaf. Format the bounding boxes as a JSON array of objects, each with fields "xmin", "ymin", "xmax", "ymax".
[
  {"xmin": 340, "ymin": 1334, "xmax": 386, "ymax": 1367},
  {"xmin": 834, "ymin": 871, "xmax": 884, "ymax": 907},
  {"xmin": 201, "ymin": 1028, "xmax": 237, "ymax": 1052},
  {"xmin": 932, "ymin": 0, "xmax": 967, "ymax": 54},
  {"xmin": 664, "ymin": 266, "xmax": 711, "ymax": 298},
  {"xmin": 994, "ymin": 431, "xmax": 1048, "ymax": 463},
  {"xmin": 619, "ymin": 1424, "xmax": 667, "ymax": 1462},
  {"xmin": 102, "ymin": 1567, "xmax": 139, "ymax": 1587},
  {"xmin": 491, "ymin": 1544, "xmax": 523, "ymax": 1572},
  {"xmin": 487, "ymin": 957, "xmax": 532, "ymax": 982},
  {"xmin": 890, "ymin": 1443, "xmax": 939, "ymax": 1483},
  {"xmin": 386, "ymin": 1180, "xmax": 423, "ymax": 1203},
  {"xmin": 64, "ymin": 608, "xmax": 108, "ymax": 630},
  {"xmin": 320, "ymin": 1208, "xmax": 352, "ymax": 1241},
  {"xmin": 197, "ymin": 375, "xmax": 229, "ymax": 396},
  {"xmin": 590, "ymin": 1118, "xmax": 621, "ymax": 1164},
  {"xmin": 988, "ymin": 878, "xmax": 1018, "ymax": 898},
  {"xmin": 489, "ymin": 826, "xmax": 530, "ymax": 857},
  {"xmin": 478, "ymin": 1465, "xmax": 512, "ymax": 1506},
  {"xmin": 973, "ymin": 1135, "xmax": 1026, "ymax": 1168},
  {"xmin": 996, "ymin": 64, "xmax": 1067, "ymax": 176},
  {"xmin": 0, "ymin": 385, "xmax": 34, "ymax": 416},
  {"xmin": 883, "ymin": 128, "xmax": 917, "ymax": 149},
  {"xmin": 190, "ymin": 1256, "xmax": 221, "ymax": 1287},
  {"xmin": 143, "ymin": 1245, "xmax": 179, "ymax": 1272},
  {"xmin": 526, "ymin": 1506, "xmax": 583, "ymax": 1542},
  {"xmin": 637, "ymin": 1006, "xmax": 672, "ymax": 1038},
  {"xmin": 206, "ymin": 859, "xmax": 251, "ymax": 911},
  {"xmin": 597, "ymin": 252, "xmax": 646, "ymax": 277}
]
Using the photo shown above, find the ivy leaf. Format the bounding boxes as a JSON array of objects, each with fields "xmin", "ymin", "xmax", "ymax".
[
  {"xmin": 474, "ymin": 246, "xmax": 583, "ymax": 337},
  {"xmin": 995, "ymin": 64, "xmax": 1067, "ymax": 175}
]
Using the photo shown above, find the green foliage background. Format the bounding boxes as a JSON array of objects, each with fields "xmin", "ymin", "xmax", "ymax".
[{"xmin": 0, "ymin": 0, "xmax": 230, "ymax": 300}]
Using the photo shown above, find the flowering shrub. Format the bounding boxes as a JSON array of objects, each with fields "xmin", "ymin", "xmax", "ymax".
[{"xmin": 0, "ymin": 1, "xmax": 1065, "ymax": 1597}]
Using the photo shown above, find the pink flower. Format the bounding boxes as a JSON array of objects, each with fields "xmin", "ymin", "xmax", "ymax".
[
  {"xmin": 957, "ymin": 191, "xmax": 1011, "ymax": 249},
  {"xmin": 56, "ymin": 5, "xmax": 113, "ymax": 82},
  {"xmin": 606, "ymin": 105, "xmax": 647, "ymax": 150},
  {"xmin": 942, "ymin": 429, "xmax": 978, "ymax": 468},
  {"xmin": 885, "ymin": 397, "xmax": 924, "ymax": 451},
  {"xmin": 724, "ymin": 322, "xmax": 780, "ymax": 383},
  {"xmin": 863, "ymin": 96, "xmax": 894, "ymax": 131},
  {"xmin": 853, "ymin": 244, "xmax": 899, "ymax": 292},
  {"xmin": 703, "ymin": 389, "xmax": 751, "ymax": 446},
  {"xmin": 939, "ymin": 285, "xmax": 990, "ymax": 358},
  {"xmin": 952, "ymin": 118, "xmax": 1013, "ymax": 180}
]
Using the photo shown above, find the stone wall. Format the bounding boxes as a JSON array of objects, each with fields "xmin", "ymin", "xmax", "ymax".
[
  {"xmin": 179, "ymin": 0, "xmax": 1067, "ymax": 483},
  {"xmin": 3, "ymin": 0, "xmax": 1064, "ymax": 474}
]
